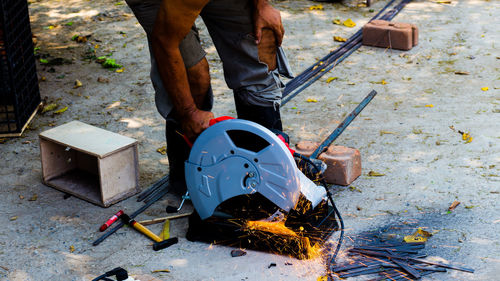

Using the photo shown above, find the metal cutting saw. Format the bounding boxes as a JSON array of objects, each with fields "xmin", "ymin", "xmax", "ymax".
[{"xmin": 182, "ymin": 118, "xmax": 340, "ymax": 259}]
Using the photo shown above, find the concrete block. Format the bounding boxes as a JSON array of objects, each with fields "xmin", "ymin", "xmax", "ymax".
[
  {"xmin": 294, "ymin": 140, "xmax": 320, "ymax": 157},
  {"xmin": 319, "ymin": 146, "xmax": 361, "ymax": 186},
  {"xmin": 362, "ymin": 20, "xmax": 418, "ymax": 51},
  {"xmin": 295, "ymin": 141, "xmax": 362, "ymax": 186}
]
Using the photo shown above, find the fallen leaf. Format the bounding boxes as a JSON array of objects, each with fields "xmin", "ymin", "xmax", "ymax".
[
  {"xmin": 306, "ymin": 98, "xmax": 318, "ymax": 103},
  {"xmin": 435, "ymin": 1, "xmax": 452, "ymax": 4},
  {"xmin": 42, "ymin": 103, "xmax": 58, "ymax": 113},
  {"xmin": 332, "ymin": 19, "xmax": 341, "ymax": 25},
  {"xmin": 481, "ymin": 87, "xmax": 489, "ymax": 91},
  {"xmin": 69, "ymin": 245, "xmax": 75, "ymax": 253},
  {"xmin": 40, "ymin": 58, "xmax": 48, "ymax": 64},
  {"xmin": 412, "ymin": 129, "xmax": 423, "ymax": 134},
  {"xmin": 157, "ymin": 146, "xmax": 167, "ymax": 155},
  {"xmin": 161, "ymin": 220, "xmax": 170, "ymax": 240},
  {"xmin": 448, "ymin": 200, "xmax": 460, "ymax": 211},
  {"xmin": 343, "ymin": 18, "xmax": 356, "ymax": 27},
  {"xmin": 326, "ymin": 77, "xmax": 338, "ymax": 83},
  {"xmin": 10, "ymin": 216, "xmax": 18, "ymax": 221},
  {"xmin": 349, "ymin": 186, "xmax": 362, "ymax": 193},
  {"xmin": 370, "ymin": 80, "xmax": 387, "ymax": 85},
  {"xmin": 425, "ymin": 104, "xmax": 434, "ymax": 108},
  {"xmin": 454, "ymin": 71, "xmax": 469, "ymax": 75},
  {"xmin": 19, "ymin": 195, "xmax": 24, "ymax": 199},
  {"xmin": 309, "ymin": 4, "xmax": 323, "ymax": 10},
  {"xmin": 73, "ymin": 79, "xmax": 82, "ymax": 89},
  {"xmin": 465, "ymin": 205, "xmax": 477, "ymax": 209},
  {"xmin": 379, "ymin": 130, "xmax": 396, "ymax": 136},
  {"xmin": 368, "ymin": 171, "xmax": 385, "ymax": 177},
  {"xmin": 231, "ymin": 249, "xmax": 247, "ymax": 257},
  {"xmin": 404, "ymin": 228, "xmax": 432, "ymax": 243},
  {"xmin": 28, "ymin": 194, "xmax": 38, "ymax": 201},
  {"xmin": 115, "ymin": 68, "xmax": 125, "ymax": 73},
  {"xmin": 54, "ymin": 106, "xmax": 68, "ymax": 114},
  {"xmin": 65, "ymin": 21, "xmax": 74, "ymax": 26},
  {"xmin": 317, "ymin": 276, "xmax": 328, "ymax": 281},
  {"xmin": 152, "ymin": 269, "xmax": 170, "ymax": 273},
  {"xmin": 333, "ymin": 36, "xmax": 347, "ymax": 42}
]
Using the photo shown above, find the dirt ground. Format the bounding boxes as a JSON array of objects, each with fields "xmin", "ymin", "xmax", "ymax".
[{"xmin": 1, "ymin": 0, "xmax": 499, "ymax": 280}]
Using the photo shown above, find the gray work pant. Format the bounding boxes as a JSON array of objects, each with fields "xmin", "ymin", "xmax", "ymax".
[{"xmin": 125, "ymin": 0, "xmax": 293, "ymax": 121}]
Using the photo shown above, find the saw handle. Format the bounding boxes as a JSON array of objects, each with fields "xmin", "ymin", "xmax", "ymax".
[{"xmin": 181, "ymin": 116, "xmax": 236, "ymax": 148}]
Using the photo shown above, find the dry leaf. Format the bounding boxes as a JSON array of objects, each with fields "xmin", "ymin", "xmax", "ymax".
[
  {"xmin": 332, "ymin": 19, "xmax": 341, "ymax": 25},
  {"xmin": 309, "ymin": 4, "xmax": 323, "ymax": 10},
  {"xmin": 42, "ymin": 103, "xmax": 58, "ymax": 113},
  {"xmin": 317, "ymin": 276, "xmax": 328, "ymax": 281},
  {"xmin": 343, "ymin": 18, "xmax": 356, "ymax": 27},
  {"xmin": 334, "ymin": 36, "xmax": 347, "ymax": 42},
  {"xmin": 29, "ymin": 194, "xmax": 38, "ymax": 201},
  {"xmin": 69, "ymin": 245, "xmax": 75, "ymax": 253},
  {"xmin": 448, "ymin": 200, "xmax": 460, "ymax": 211},
  {"xmin": 454, "ymin": 71, "xmax": 469, "ymax": 75},
  {"xmin": 10, "ymin": 216, "xmax": 18, "ymax": 221},
  {"xmin": 73, "ymin": 79, "xmax": 82, "ymax": 89},
  {"xmin": 152, "ymin": 269, "xmax": 171, "ymax": 273},
  {"xmin": 306, "ymin": 98, "xmax": 318, "ymax": 103},
  {"xmin": 481, "ymin": 87, "xmax": 489, "ymax": 91},
  {"xmin": 54, "ymin": 106, "xmax": 68, "ymax": 114},
  {"xmin": 368, "ymin": 171, "xmax": 385, "ymax": 177},
  {"xmin": 157, "ymin": 146, "xmax": 167, "ymax": 155},
  {"xmin": 425, "ymin": 104, "xmax": 434, "ymax": 108},
  {"xmin": 404, "ymin": 228, "xmax": 432, "ymax": 243},
  {"xmin": 97, "ymin": 77, "xmax": 109, "ymax": 83},
  {"xmin": 116, "ymin": 68, "xmax": 125, "ymax": 73},
  {"xmin": 371, "ymin": 80, "xmax": 387, "ymax": 85},
  {"xmin": 326, "ymin": 77, "xmax": 338, "ymax": 83},
  {"xmin": 19, "ymin": 195, "xmax": 24, "ymax": 199},
  {"xmin": 380, "ymin": 131, "xmax": 396, "ymax": 136}
]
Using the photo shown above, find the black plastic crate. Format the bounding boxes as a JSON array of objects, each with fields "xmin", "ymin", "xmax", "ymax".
[{"xmin": 0, "ymin": 0, "xmax": 40, "ymax": 136}]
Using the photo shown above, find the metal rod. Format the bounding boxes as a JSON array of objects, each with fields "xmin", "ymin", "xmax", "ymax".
[
  {"xmin": 310, "ymin": 90, "xmax": 377, "ymax": 159},
  {"xmin": 136, "ymin": 175, "xmax": 169, "ymax": 202},
  {"xmin": 93, "ymin": 185, "xmax": 170, "ymax": 246},
  {"xmin": 137, "ymin": 212, "xmax": 193, "ymax": 226}
]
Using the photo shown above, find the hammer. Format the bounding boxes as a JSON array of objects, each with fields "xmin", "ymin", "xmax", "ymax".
[{"xmin": 120, "ymin": 213, "xmax": 178, "ymax": 251}]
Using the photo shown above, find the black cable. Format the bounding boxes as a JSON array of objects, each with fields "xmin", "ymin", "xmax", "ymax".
[{"xmin": 293, "ymin": 152, "xmax": 345, "ymax": 265}]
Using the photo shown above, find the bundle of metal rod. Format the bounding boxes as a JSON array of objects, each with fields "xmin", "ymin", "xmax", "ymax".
[
  {"xmin": 93, "ymin": 182, "xmax": 171, "ymax": 246},
  {"xmin": 136, "ymin": 174, "xmax": 169, "ymax": 202},
  {"xmin": 282, "ymin": 0, "xmax": 412, "ymax": 105},
  {"xmin": 330, "ymin": 234, "xmax": 474, "ymax": 280}
]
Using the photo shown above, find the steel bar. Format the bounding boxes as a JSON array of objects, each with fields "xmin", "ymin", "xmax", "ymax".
[
  {"xmin": 310, "ymin": 90, "xmax": 377, "ymax": 159},
  {"xmin": 349, "ymin": 249, "xmax": 474, "ymax": 273},
  {"xmin": 136, "ymin": 175, "xmax": 169, "ymax": 202},
  {"xmin": 391, "ymin": 259, "xmax": 421, "ymax": 279},
  {"xmin": 143, "ymin": 181, "xmax": 170, "ymax": 204},
  {"xmin": 137, "ymin": 212, "xmax": 193, "ymax": 226},
  {"xmin": 93, "ymin": 185, "xmax": 170, "ymax": 246},
  {"xmin": 339, "ymin": 267, "xmax": 386, "ymax": 278},
  {"xmin": 353, "ymin": 246, "xmax": 419, "ymax": 254}
]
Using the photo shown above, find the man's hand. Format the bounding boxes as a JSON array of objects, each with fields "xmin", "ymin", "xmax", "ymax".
[
  {"xmin": 181, "ymin": 108, "xmax": 214, "ymax": 141},
  {"xmin": 253, "ymin": 0, "xmax": 284, "ymax": 46}
]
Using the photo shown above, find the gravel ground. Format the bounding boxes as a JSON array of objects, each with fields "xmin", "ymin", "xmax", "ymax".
[{"xmin": 0, "ymin": 0, "xmax": 498, "ymax": 280}]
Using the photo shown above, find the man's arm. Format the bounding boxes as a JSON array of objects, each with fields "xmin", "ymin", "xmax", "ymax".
[
  {"xmin": 152, "ymin": 0, "xmax": 213, "ymax": 140},
  {"xmin": 253, "ymin": 0, "xmax": 285, "ymax": 45}
]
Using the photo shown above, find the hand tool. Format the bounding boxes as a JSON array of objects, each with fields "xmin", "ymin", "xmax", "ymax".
[
  {"xmin": 99, "ymin": 210, "xmax": 124, "ymax": 232},
  {"xmin": 120, "ymin": 213, "xmax": 162, "ymax": 243}
]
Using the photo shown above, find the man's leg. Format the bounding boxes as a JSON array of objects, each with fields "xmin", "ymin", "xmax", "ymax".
[
  {"xmin": 200, "ymin": 0, "xmax": 292, "ymax": 131},
  {"xmin": 126, "ymin": 0, "xmax": 212, "ymax": 193}
]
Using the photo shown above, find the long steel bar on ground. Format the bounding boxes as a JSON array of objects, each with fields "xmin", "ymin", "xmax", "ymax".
[
  {"xmin": 310, "ymin": 90, "xmax": 377, "ymax": 159},
  {"xmin": 283, "ymin": 0, "xmax": 397, "ymax": 94},
  {"xmin": 136, "ymin": 175, "xmax": 169, "ymax": 202},
  {"xmin": 93, "ymin": 185, "xmax": 170, "ymax": 246}
]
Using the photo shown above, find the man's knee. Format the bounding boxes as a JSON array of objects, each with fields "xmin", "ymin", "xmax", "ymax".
[{"xmin": 257, "ymin": 29, "xmax": 278, "ymax": 71}]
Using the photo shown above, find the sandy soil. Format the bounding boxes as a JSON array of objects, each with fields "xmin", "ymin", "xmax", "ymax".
[{"xmin": 0, "ymin": 0, "xmax": 499, "ymax": 280}]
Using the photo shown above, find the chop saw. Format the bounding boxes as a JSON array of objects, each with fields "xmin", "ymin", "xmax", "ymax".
[{"xmin": 182, "ymin": 118, "xmax": 341, "ymax": 259}]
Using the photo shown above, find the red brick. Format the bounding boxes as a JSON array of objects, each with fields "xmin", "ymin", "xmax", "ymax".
[
  {"xmin": 294, "ymin": 140, "xmax": 320, "ymax": 157},
  {"xmin": 295, "ymin": 141, "xmax": 362, "ymax": 186},
  {"xmin": 318, "ymin": 146, "xmax": 362, "ymax": 186},
  {"xmin": 362, "ymin": 20, "xmax": 418, "ymax": 51}
]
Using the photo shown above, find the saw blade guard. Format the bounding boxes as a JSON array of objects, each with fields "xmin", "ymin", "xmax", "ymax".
[{"xmin": 185, "ymin": 119, "xmax": 301, "ymax": 220}]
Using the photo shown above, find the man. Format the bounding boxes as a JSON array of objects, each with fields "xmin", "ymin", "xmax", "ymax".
[{"xmin": 126, "ymin": 0, "xmax": 293, "ymax": 192}]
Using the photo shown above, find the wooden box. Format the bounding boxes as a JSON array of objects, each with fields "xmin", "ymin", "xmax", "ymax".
[{"xmin": 39, "ymin": 121, "xmax": 139, "ymax": 207}]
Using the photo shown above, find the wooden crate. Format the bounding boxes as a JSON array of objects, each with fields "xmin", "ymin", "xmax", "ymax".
[{"xmin": 39, "ymin": 121, "xmax": 139, "ymax": 207}]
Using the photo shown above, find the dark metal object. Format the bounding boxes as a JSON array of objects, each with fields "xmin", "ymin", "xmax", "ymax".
[
  {"xmin": 153, "ymin": 237, "xmax": 179, "ymax": 251},
  {"xmin": 310, "ymin": 90, "xmax": 377, "ymax": 159},
  {"xmin": 353, "ymin": 246, "xmax": 419, "ymax": 254},
  {"xmin": 390, "ymin": 258, "xmax": 421, "ymax": 279},
  {"xmin": 350, "ymin": 248, "xmax": 474, "ymax": 273},
  {"xmin": 136, "ymin": 175, "xmax": 169, "ymax": 202},
  {"xmin": 0, "ymin": 0, "xmax": 41, "ymax": 135},
  {"xmin": 92, "ymin": 184, "xmax": 170, "ymax": 246}
]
